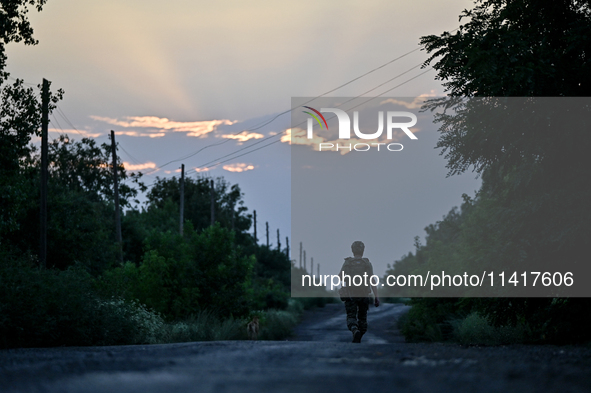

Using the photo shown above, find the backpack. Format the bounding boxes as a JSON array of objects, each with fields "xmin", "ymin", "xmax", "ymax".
[{"xmin": 342, "ymin": 257, "xmax": 372, "ymax": 297}]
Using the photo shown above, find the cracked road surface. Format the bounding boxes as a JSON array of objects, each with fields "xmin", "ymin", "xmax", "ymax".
[{"xmin": 1, "ymin": 303, "xmax": 590, "ymax": 392}]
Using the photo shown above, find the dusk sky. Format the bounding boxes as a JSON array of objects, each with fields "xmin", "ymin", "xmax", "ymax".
[{"xmin": 6, "ymin": 0, "xmax": 480, "ymax": 276}]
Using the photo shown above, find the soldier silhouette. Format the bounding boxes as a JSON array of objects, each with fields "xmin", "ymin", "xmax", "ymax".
[{"xmin": 338, "ymin": 241, "xmax": 380, "ymax": 343}]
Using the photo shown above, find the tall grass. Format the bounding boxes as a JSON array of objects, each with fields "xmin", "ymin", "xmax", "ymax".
[
  {"xmin": 162, "ymin": 311, "xmax": 247, "ymax": 342},
  {"xmin": 451, "ymin": 312, "xmax": 530, "ymax": 346}
]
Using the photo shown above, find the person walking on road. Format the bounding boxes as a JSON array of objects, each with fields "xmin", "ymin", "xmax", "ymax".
[{"xmin": 338, "ymin": 241, "xmax": 380, "ymax": 343}]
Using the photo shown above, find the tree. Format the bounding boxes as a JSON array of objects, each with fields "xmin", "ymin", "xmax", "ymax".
[
  {"xmin": 0, "ymin": 80, "xmax": 63, "ymax": 240},
  {"xmin": 4, "ymin": 135, "xmax": 144, "ymax": 272},
  {"xmin": 421, "ymin": 0, "xmax": 591, "ymax": 98},
  {"xmin": 0, "ymin": 0, "xmax": 49, "ymax": 80},
  {"xmin": 399, "ymin": 0, "xmax": 591, "ymax": 341},
  {"xmin": 0, "ymin": 0, "xmax": 64, "ymax": 246},
  {"xmin": 145, "ymin": 176, "xmax": 252, "ymax": 239},
  {"xmin": 419, "ymin": 0, "xmax": 591, "ymax": 271}
]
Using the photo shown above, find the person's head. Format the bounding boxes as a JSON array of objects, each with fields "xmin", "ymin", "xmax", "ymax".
[{"xmin": 351, "ymin": 241, "xmax": 365, "ymax": 256}]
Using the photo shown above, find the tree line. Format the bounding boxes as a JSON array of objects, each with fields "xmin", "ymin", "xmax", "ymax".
[
  {"xmin": 0, "ymin": 0, "xmax": 304, "ymax": 347},
  {"xmin": 382, "ymin": 0, "xmax": 591, "ymax": 344}
]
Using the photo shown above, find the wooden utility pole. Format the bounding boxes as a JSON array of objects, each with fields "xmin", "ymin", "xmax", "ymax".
[
  {"xmin": 299, "ymin": 242, "xmax": 302, "ymax": 268},
  {"xmin": 110, "ymin": 131, "xmax": 123, "ymax": 263},
  {"xmin": 304, "ymin": 250, "xmax": 307, "ymax": 272},
  {"xmin": 39, "ymin": 79, "xmax": 49, "ymax": 269},
  {"xmin": 266, "ymin": 222, "xmax": 269, "ymax": 247},
  {"xmin": 253, "ymin": 210, "xmax": 257, "ymax": 243},
  {"xmin": 210, "ymin": 179, "xmax": 215, "ymax": 226},
  {"xmin": 180, "ymin": 164, "xmax": 184, "ymax": 236},
  {"xmin": 277, "ymin": 229, "xmax": 281, "ymax": 251},
  {"xmin": 286, "ymin": 237, "xmax": 290, "ymax": 259}
]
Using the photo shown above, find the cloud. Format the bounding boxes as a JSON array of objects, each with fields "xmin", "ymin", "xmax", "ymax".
[
  {"xmin": 91, "ymin": 116, "xmax": 236, "ymax": 137},
  {"xmin": 281, "ymin": 128, "xmax": 325, "ymax": 145},
  {"xmin": 222, "ymin": 163, "xmax": 256, "ymax": 172},
  {"xmin": 116, "ymin": 131, "xmax": 167, "ymax": 138},
  {"xmin": 193, "ymin": 167, "xmax": 210, "ymax": 173},
  {"xmin": 123, "ymin": 161, "xmax": 157, "ymax": 171},
  {"xmin": 281, "ymin": 128, "xmax": 376, "ymax": 155},
  {"xmin": 220, "ymin": 131, "xmax": 264, "ymax": 142},
  {"xmin": 380, "ymin": 91, "xmax": 439, "ymax": 109}
]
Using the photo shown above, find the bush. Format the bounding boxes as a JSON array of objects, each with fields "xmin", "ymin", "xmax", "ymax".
[
  {"xmin": 399, "ymin": 298, "xmax": 458, "ymax": 342},
  {"xmin": 0, "ymin": 260, "xmax": 165, "ymax": 348},
  {"xmin": 451, "ymin": 312, "xmax": 530, "ymax": 346},
  {"xmin": 162, "ymin": 310, "xmax": 246, "ymax": 342},
  {"xmin": 258, "ymin": 309, "xmax": 299, "ymax": 340}
]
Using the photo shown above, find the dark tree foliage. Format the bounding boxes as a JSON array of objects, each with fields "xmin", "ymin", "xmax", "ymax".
[
  {"xmin": 4, "ymin": 135, "xmax": 144, "ymax": 272},
  {"xmin": 421, "ymin": 0, "xmax": 591, "ymax": 98},
  {"xmin": 0, "ymin": 0, "xmax": 48, "ymax": 80},
  {"xmin": 420, "ymin": 0, "xmax": 591, "ymax": 269},
  {"xmin": 145, "ymin": 176, "xmax": 252, "ymax": 241},
  {"xmin": 393, "ymin": 0, "xmax": 591, "ymax": 343}
]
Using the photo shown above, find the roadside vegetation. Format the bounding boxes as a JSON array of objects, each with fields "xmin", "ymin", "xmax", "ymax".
[
  {"xmin": 0, "ymin": 0, "xmax": 338, "ymax": 349},
  {"xmin": 382, "ymin": 0, "xmax": 591, "ymax": 346}
]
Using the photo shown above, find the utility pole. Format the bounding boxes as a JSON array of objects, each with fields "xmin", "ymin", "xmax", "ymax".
[
  {"xmin": 210, "ymin": 179, "xmax": 215, "ymax": 226},
  {"xmin": 299, "ymin": 242, "xmax": 302, "ymax": 268},
  {"xmin": 266, "ymin": 222, "xmax": 269, "ymax": 247},
  {"xmin": 110, "ymin": 130, "xmax": 123, "ymax": 264},
  {"xmin": 304, "ymin": 250, "xmax": 307, "ymax": 272},
  {"xmin": 180, "ymin": 164, "xmax": 184, "ymax": 236},
  {"xmin": 277, "ymin": 229, "xmax": 281, "ymax": 251},
  {"xmin": 253, "ymin": 210, "xmax": 257, "ymax": 243},
  {"xmin": 286, "ymin": 237, "xmax": 290, "ymax": 259},
  {"xmin": 39, "ymin": 79, "xmax": 49, "ymax": 269}
]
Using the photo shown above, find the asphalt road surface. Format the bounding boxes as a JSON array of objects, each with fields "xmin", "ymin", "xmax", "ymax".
[{"xmin": 1, "ymin": 303, "xmax": 590, "ymax": 393}]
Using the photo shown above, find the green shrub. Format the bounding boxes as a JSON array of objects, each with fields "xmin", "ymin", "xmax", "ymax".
[
  {"xmin": 399, "ymin": 298, "xmax": 457, "ymax": 342},
  {"xmin": 451, "ymin": 312, "xmax": 530, "ymax": 346},
  {"xmin": 0, "ymin": 260, "xmax": 165, "ymax": 348},
  {"xmin": 162, "ymin": 310, "xmax": 246, "ymax": 342},
  {"xmin": 258, "ymin": 309, "xmax": 299, "ymax": 340}
]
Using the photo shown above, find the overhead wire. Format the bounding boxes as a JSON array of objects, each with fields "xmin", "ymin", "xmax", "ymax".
[
  {"xmin": 186, "ymin": 66, "xmax": 434, "ymax": 175},
  {"xmin": 152, "ymin": 46, "xmax": 425, "ymax": 173},
  {"xmin": 41, "ymin": 27, "xmax": 456, "ymax": 183}
]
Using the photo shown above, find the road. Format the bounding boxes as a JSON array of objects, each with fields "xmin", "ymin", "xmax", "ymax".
[{"xmin": 1, "ymin": 303, "xmax": 590, "ymax": 392}]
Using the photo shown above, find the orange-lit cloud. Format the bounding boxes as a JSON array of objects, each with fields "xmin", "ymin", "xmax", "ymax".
[
  {"xmin": 91, "ymin": 116, "xmax": 236, "ymax": 137},
  {"xmin": 194, "ymin": 167, "xmax": 210, "ymax": 173},
  {"xmin": 115, "ymin": 131, "xmax": 166, "ymax": 138},
  {"xmin": 222, "ymin": 163, "xmax": 256, "ymax": 172},
  {"xmin": 123, "ymin": 161, "xmax": 157, "ymax": 171},
  {"xmin": 220, "ymin": 131, "xmax": 264, "ymax": 142},
  {"xmin": 280, "ymin": 128, "xmax": 356, "ymax": 155}
]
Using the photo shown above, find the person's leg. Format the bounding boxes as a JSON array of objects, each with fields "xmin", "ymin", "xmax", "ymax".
[
  {"xmin": 345, "ymin": 299, "xmax": 358, "ymax": 331},
  {"xmin": 357, "ymin": 297, "xmax": 370, "ymax": 334}
]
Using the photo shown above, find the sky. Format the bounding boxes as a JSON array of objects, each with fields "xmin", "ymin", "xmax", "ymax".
[{"xmin": 5, "ymin": 0, "xmax": 480, "ymax": 277}]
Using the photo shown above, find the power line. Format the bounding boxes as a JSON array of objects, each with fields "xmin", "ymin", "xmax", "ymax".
[
  {"xmin": 189, "ymin": 67, "xmax": 434, "ymax": 172},
  {"xmin": 118, "ymin": 144, "xmax": 143, "ymax": 165},
  {"xmin": 240, "ymin": 46, "xmax": 423, "ymax": 133},
  {"xmin": 6, "ymin": 76, "xmax": 37, "ymax": 87},
  {"xmin": 54, "ymin": 106, "xmax": 86, "ymax": 138},
  {"xmin": 185, "ymin": 139, "xmax": 282, "ymax": 176},
  {"xmin": 152, "ymin": 46, "xmax": 425, "ymax": 173},
  {"xmin": 144, "ymin": 67, "xmax": 434, "ymax": 185}
]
